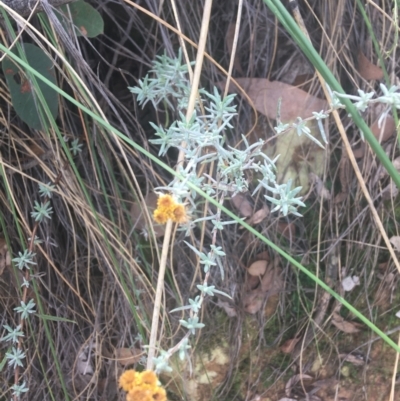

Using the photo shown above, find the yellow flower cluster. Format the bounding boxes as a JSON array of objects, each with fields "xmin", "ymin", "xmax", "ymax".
[
  {"xmin": 119, "ymin": 369, "xmax": 167, "ymax": 401},
  {"xmin": 153, "ymin": 194, "xmax": 187, "ymax": 224}
]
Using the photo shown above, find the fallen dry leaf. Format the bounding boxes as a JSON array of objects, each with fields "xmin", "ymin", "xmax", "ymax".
[
  {"xmin": 255, "ymin": 251, "xmax": 270, "ymax": 262},
  {"xmin": 244, "ymin": 289, "xmax": 264, "ymax": 314},
  {"xmin": 352, "ymin": 146, "xmax": 365, "ymax": 159},
  {"xmin": 217, "ymin": 78, "xmax": 327, "ymax": 121},
  {"xmin": 247, "ymin": 260, "xmax": 267, "ymax": 276},
  {"xmin": 292, "ymin": 73, "xmax": 315, "ymax": 91},
  {"xmin": 277, "ymin": 221, "xmax": 296, "ymax": 240},
  {"xmin": 339, "ymin": 353, "xmax": 366, "ymax": 366},
  {"xmin": 217, "ymin": 299, "xmax": 237, "ymax": 317},
  {"xmin": 246, "ymin": 273, "xmax": 261, "ymax": 291},
  {"xmin": 244, "ymin": 262, "xmax": 283, "ymax": 314},
  {"xmin": 248, "ymin": 205, "xmax": 269, "ymax": 225},
  {"xmin": 331, "ymin": 312, "xmax": 360, "ymax": 334},
  {"xmin": 115, "ymin": 347, "xmax": 142, "ymax": 366},
  {"xmin": 370, "ymin": 115, "xmax": 395, "ymax": 142},
  {"xmin": 374, "ymin": 271, "xmax": 396, "ymax": 307},
  {"xmin": 357, "ymin": 50, "xmax": 384, "ymax": 81},
  {"xmin": 280, "ymin": 337, "xmax": 301, "ymax": 354},
  {"xmin": 225, "ymin": 79, "xmax": 327, "ymax": 196},
  {"xmin": 231, "ymin": 193, "xmax": 253, "ymax": 217},
  {"xmin": 310, "ymin": 173, "xmax": 331, "ymax": 200},
  {"xmin": 333, "ymin": 192, "xmax": 347, "ymax": 204},
  {"xmin": 285, "ymin": 374, "xmax": 313, "ymax": 396},
  {"xmin": 261, "ymin": 265, "xmax": 283, "ymax": 293}
]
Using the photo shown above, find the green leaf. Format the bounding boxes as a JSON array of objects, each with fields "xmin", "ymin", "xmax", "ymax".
[
  {"xmin": 2, "ymin": 43, "xmax": 58, "ymax": 130},
  {"xmin": 60, "ymin": 1, "xmax": 104, "ymax": 38},
  {"xmin": 36, "ymin": 314, "xmax": 77, "ymax": 324}
]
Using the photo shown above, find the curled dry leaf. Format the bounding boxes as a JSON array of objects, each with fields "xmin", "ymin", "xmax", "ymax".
[
  {"xmin": 244, "ymin": 263, "xmax": 283, "ymax": 314},
  {"xmin": 277, "ymin": 221, "xmax": 296, "ymax": 240},
  {"xmin": 280, "ymin": 337, "xmax": 301, "ymax": 354},
  {"xmin": 244, "ymin": 290, "xmax": 264, "ymax": 314},
  {"xmin": 217, "ymin": 78, "xmax": 327, "ymax": 121},
  {"xmin": 217, "ymin": 299, "xmax": 237, "ymax": 317},
  {"xmin": 352, "ymin": 146, "xmax": 365, "ymax": 159},
  {"xmin": 246, "ymin": 274, "xmax": 261, "ymax": 291},
  {"xmin": 357, "ymin": 50, "xmax": 384, "ymax": 81},
  {"xmin": 231, "ymin": 193, "xmax": 253, "ymax": 217},
  {"xmin": 339, "ymin": 353, "xmax": 366, "ymax": 366},
  {"xmin": 370, "ymin": 115, "xmax": 395, "ymax": 142},
  {"xmin": 261, "ymin": 265, "xmax": 283, "ymax": 293},
  {"xmin": 247, "ymin": 259, "xmax": 267, "ymax": 277},
  {"xmin": 255, "ymin": 251, "xmax": 270, "ymax": 262},
  {"xmin": 333, "ymin": 192, "xmax": 347, "ymax": 204},
  {"xmin": 309, "ymin": 173, "xmax": 331, "ymax": 200},
  {"xmin": 115, "ymin": 347, "xmax": 142, "ymax": 366},
  {"xmin": 374, "ymin": 271, "xmax": 395, "ymax": 307},
  {"xmin": 247, "ymin": 204, "xmax": 270, "ymax": 225},
  {"xmin": 331, "ymin": 312, "xmax": 360, "ymax": 334},
  {"xmin": 285, "ymin": 374, "xmax": 313, "ymax": 396}
]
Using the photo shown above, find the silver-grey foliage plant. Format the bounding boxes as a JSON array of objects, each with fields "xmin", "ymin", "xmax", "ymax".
[
  {"xmin": 129, "ymin": 51, "xmax": 400, "ymax": 373},
  {"xmin": 129, "ymin": 50, "xmax": 307, "ymax": 373}
]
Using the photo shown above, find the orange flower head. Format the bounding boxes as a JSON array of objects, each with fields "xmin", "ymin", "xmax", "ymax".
[
  {"xmin": 119, "ymin": 369, "xmax": 138, "ymax": 392},
  {"xmin": 171, "ymin": 204, "xmax": 187, "ymax": 223},
  {"xmin": 152, "ymin": 386, "xmax": 167, "ymax": 401},
  {"xmin": 153, "ymin": 209, "xmax": 169, "ymax": 224},
  {"xmin": 153, "ymin": 193, "xmax": 187, "ymax": 225},
  {"xmin": 140, "ymin": 370, "xmax": 158, "ymax": 387},
  {"xmin": 126, "ymin": 387, "xmax": 153, "ymax": 401},
  {"xmin": 157, "ymin": 194, "xmax": 175, "ymax": 209}
]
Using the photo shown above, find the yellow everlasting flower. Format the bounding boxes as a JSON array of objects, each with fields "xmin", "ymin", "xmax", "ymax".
[
  {"xmin": 127, "ymin": 387, "xmax": 153, "ymax": 401},
  {"xmin": 171, "ymin": 204, "xmax": 187, "ymax": 224},
  {"xmin": 152, "ymin": 386, "xmax": 167, "ymax": 401},
  {"xmin": 119, "ymin": 369, "xmax": 138, "ymax": 392},
  {"xmin": 140, "ymin": 370, "xmax": 158, "ymax": 386},
  {"xmin": 126, "ymin": 387, "xmax": 153, "ymax": 401},
  {"xmin": 153, "ymin": 208, "xmax": 169, "ymax": 224},
  {"xmin": 153, "ymin": 194, "xmax": 187, "ymax": 225},
  {"xmin": 157, "ymin": 194, "xmax": 175, "ymax": 209},
  {"xmin": 119, "ymin": 370, "xmax": 167, "ymax": 401}
]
